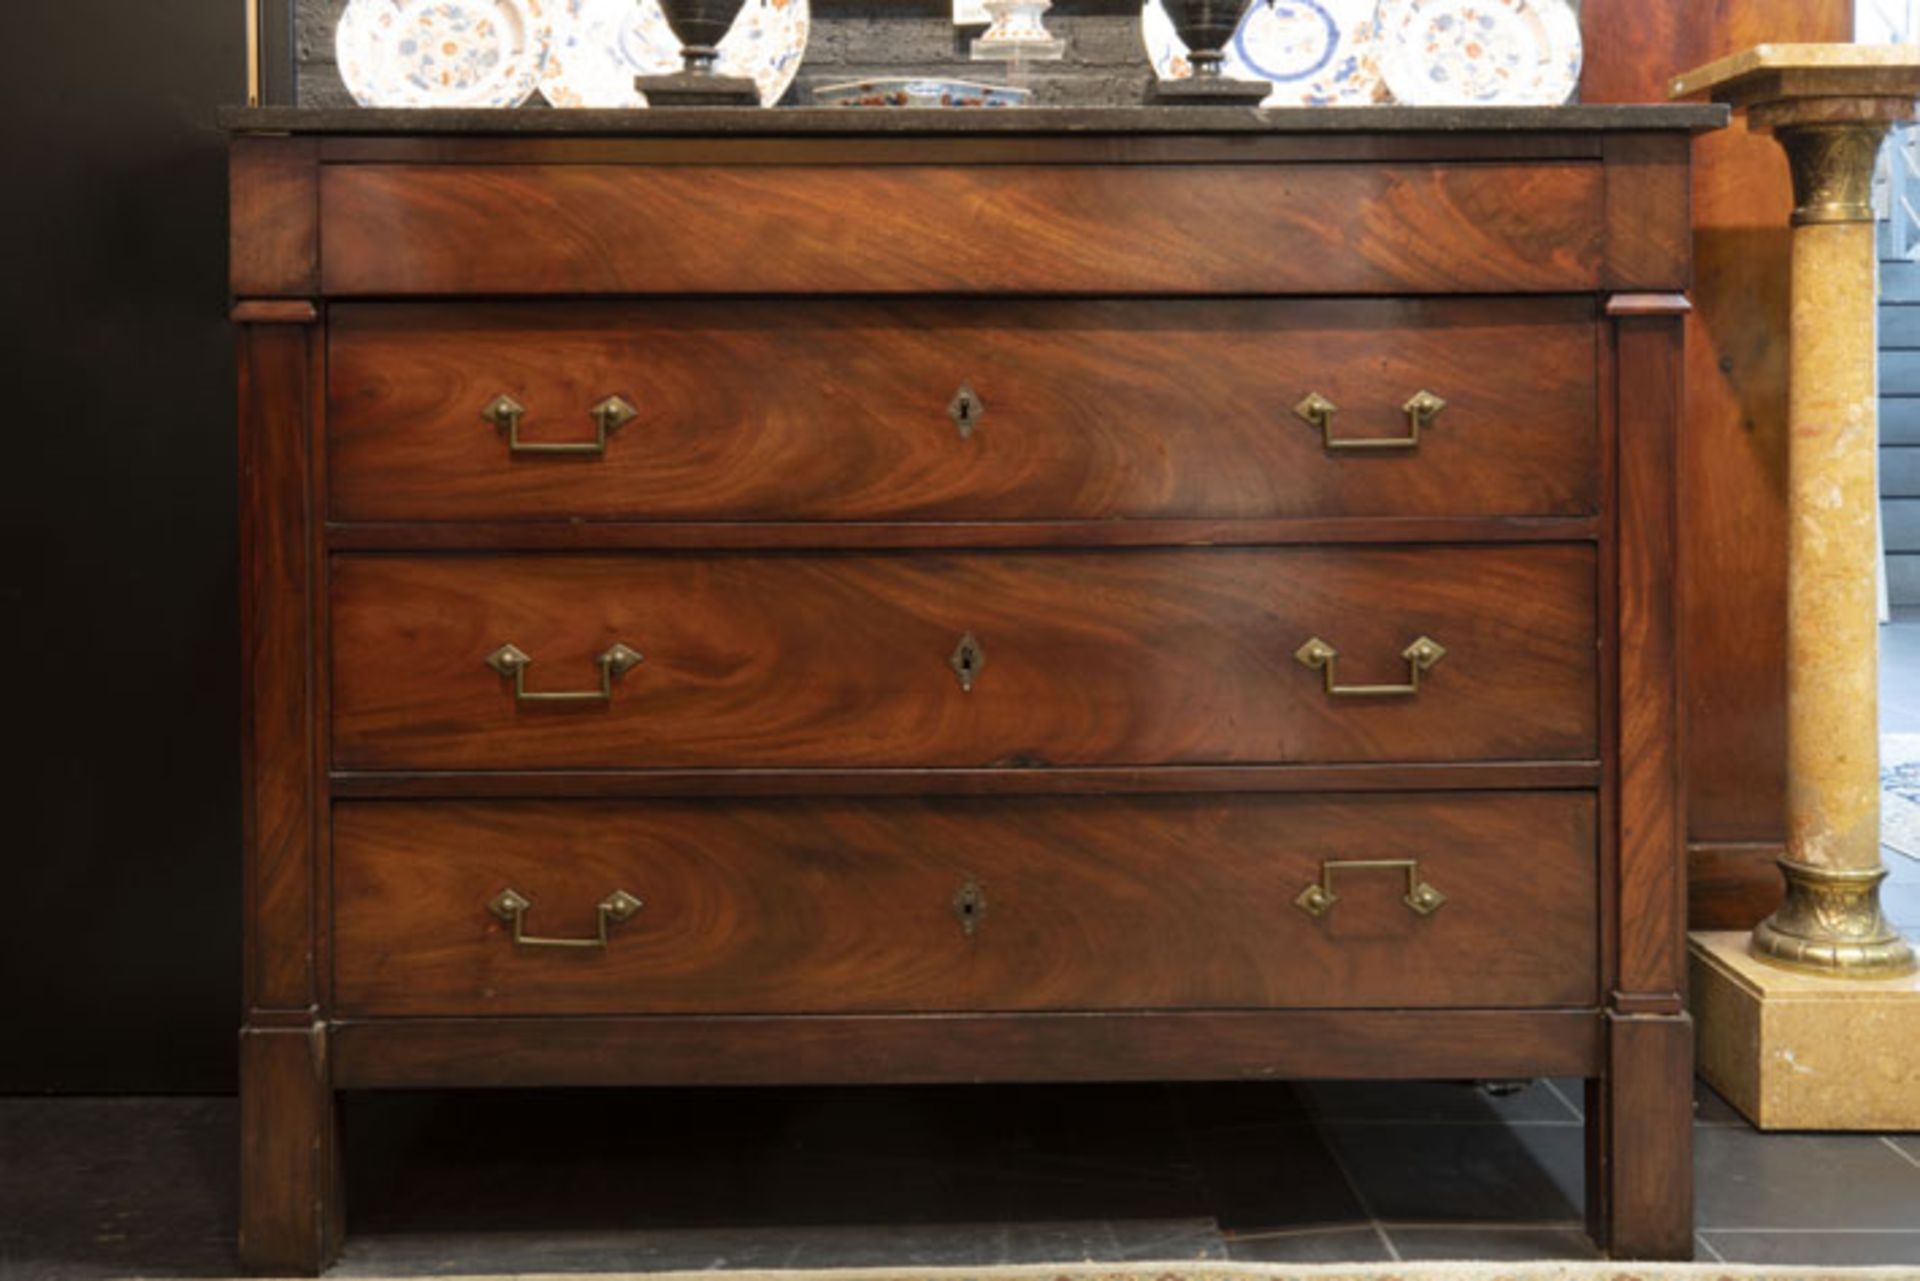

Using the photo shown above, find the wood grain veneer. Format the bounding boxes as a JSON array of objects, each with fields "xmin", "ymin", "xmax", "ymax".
[
  {"xmin": 329, "ymin": 547, "xmax": 1599, "ymax": 771},
  {"xmin": 319, "ymin": 161, "xmax": 1607, "ymax": 296},
  {"xmin": 231, "ymin": 117, "xmax": 1700, "ymax": 1268},
  {"xmin": 333, "ymin": 793, "xmax": 1599, "ymax": 1016},
  {"xmin": 328, "ymin": 298, "xmax": 1600, "ymax": 524}
]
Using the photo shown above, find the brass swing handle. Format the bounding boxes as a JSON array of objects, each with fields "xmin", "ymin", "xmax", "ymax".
[
  {"xmin": 489, "ymin": 888, "xmax": 643, "ymax": 950},
  {"xmin": 486, "ymin": 642, "xmax": 643, "ymax": 705},
  {"xmin": 1295, "ymin": 859, "xmax": 1446, "ymax": 919},
  {"xmin": 1294, "ymin": 390, "xmax": 1447, "ymax": 452},
  {"xmin": 1294, "ymin": 635, "xmax": 1445, "ymax": 698},
  {"xmin": 483, "ymin": 394, "xmax": 637, "ymax": 457}
]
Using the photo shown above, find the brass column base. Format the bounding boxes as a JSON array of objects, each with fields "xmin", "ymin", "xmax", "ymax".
[{"xmin": 1750, "ymin": 859, "xmax": 1917, "ymax": 976}]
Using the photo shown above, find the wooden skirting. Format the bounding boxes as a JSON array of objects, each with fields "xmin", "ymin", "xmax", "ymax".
[{"xmin": 1689, "ymin": 840, "xmax": 1786, "ymax": 930}]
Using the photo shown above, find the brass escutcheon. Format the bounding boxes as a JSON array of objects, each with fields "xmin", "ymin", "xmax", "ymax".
[
  {"xmin": 949, "ymin": 384, "xmax": 985, "ymax": 440},
  {"xmin": 953, "ymin": 879, "xmax": 987, "ymax": 937},
  {"xmin": 949, "ymin": 632, "xmax": 986, "ymax": 692}
]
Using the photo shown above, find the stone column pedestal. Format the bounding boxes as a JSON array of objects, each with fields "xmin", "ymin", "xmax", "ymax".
[{"xmin": 1674, "ymin": 44, "xmax": 1920, "ymax": 1129}]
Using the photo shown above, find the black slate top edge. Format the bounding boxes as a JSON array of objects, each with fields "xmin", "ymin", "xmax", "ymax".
[{"xmin": 221, "ymin": 104, "xmax": 1728, "ymax": 136}]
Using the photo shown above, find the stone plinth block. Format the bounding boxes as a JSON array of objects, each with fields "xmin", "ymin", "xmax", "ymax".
[{"xmin": 1692, "ymin": 930, "xmax": 1920, "ymax": 1130}]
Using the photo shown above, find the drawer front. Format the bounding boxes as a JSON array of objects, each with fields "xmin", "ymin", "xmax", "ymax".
[
  {"xmin": 328, "ymin": 299, "xmax": 1599, "ymax": 524},
  {"xmin": 332, "ymin": 792, "xmax": 1599, "ymax": 1016},
  {"xmin": 330, "ymin": 547, "xmax": 1597, "ymax": 771},
  {"xmin": 318, "ymin": 162, "xmax": 1604, "ymax": 296}
]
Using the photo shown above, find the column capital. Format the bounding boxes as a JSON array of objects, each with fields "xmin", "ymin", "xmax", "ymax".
[
  {"xmin": 1673, "ymin": 43, "xmax": 1920, "ymax": 129},
  {"xmin": 1674, "ymin": 46, "xmax": 1920, "ymax": 224}
]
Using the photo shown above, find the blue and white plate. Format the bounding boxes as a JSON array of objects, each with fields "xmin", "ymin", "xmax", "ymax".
[
  {"xmin": 541, "ymin": 0, "xmax": 810, "ymax": 108},
  {"xmin": 337, "ymin": 0, "xmax": 552, "ymax": 108},
  {"xmin": 1376, "ymin": 0, "xmax": 1581, "ymax": 106},
  {"xmin": 1143, "ymin": 0, "xmax": 1386, "ymax": 107}
]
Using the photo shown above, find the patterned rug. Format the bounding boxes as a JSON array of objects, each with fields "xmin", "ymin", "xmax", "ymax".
[
  {"xmin": 298, "ymin": 1265, "xmax": 1920, "ymax": 1280},
  {"xmin": 1883, "ymin": 734, "xmax": 1920, "ymax": 863}
]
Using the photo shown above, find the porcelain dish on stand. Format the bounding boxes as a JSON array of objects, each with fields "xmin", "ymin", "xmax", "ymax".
[
  {"xmin": 337, "ymin": 0, "xmax": 553, "ymax": 107},
  {"xmin": 815, "ymin": 77, "xmax": 1033, "ymax": 108},
  {"xmin": 541, "ymin": 0, "xmax": 809, "ymax": 107},
  {"xmin": 1376, "ymin": 0, "xmax": 1581, "ymax": 106},
  {"xmin": 1142, "ymin": 0, "xmax": 1385, "ymax": 107}
]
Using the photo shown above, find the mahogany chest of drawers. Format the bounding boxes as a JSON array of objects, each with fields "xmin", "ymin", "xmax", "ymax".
[{"xmin": 227, "ymin": 106, "xmax": 1717, "ymax": 1272}]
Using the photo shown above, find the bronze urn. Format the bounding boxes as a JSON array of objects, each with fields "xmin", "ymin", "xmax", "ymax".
[
  {"xmin": 1152, "ymin": 0, "xmax": 1269, "ymax": 105},
  {"xmin": 636, "ymin": 0, "xmax": 762, "ymax": 106}
]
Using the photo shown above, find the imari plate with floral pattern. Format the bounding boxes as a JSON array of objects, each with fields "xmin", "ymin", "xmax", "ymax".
[
  {"xmin": 337, "ymin": 0, "xmax": 552, "ymax": 107},
  {"xmin": 1377, "ymin": 0, "xmax": 1582, "ymax": 106},
  {"xmin": 1142, "ymin": 0, "xmax": 1386, "ymax": 107},
  {"xmin": 541, "ymin": 0, "xmax": 810, "ymax": 108}
]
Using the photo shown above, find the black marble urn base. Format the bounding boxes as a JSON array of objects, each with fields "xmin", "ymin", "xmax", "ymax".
[
  {"xmin": 635, "ymin": 72, "xmax": 761, "ymax": 106},
  {"xmin": 1149, "ymin": 75, "xmax": 1271, "ymax": 105}
]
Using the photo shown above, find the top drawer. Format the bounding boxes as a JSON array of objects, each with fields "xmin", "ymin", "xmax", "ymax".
[
  {"xmin": 327, "ymin": 297, "xmax": 1599, "ymax": 525},
  {"xmin": 317, "ymin": 161, "xmax": 1605, "ymax": 296}
]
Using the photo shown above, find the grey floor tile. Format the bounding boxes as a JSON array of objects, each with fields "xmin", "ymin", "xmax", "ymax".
[
  {"xmin": 1002, "ymin": 1218, "xmax": 1228, "ymax": 1264},
  {"xmin": 343, "ymin": 1218, "xmax": 1234, "ymax": 1275},
  {"xmin": 1223, "ymin": 1226, "xmax": 1393, "ymax": 1263},
  {"xmin": 344, "ymin": 1085, "xmax": 1209, "ymax": 1235},
  {"xmin": 1545, "ymin": 1079, "xmax": 1586, "ymax": 1120},
  {"xmin": 1317, "ymin": 1121, "xmax": 1585, "ymax": 1225},
  {"xmin": 334, "ymin": 1229, "xmax": 799, "ymax": 1277},
  {"xmin": 780, "ymin": 1223, "xmax": 1013, "ymax": 1270},
  {"xmin": 1386, "ymin": 1225, "xmax": 1601, "ymax": 1261},
  {"xmin": 1694, "ymin": 1077, "xmax": 1752, "ymax": 1127},
  {"xmin": 1888, "ymin": 1135, "xmax": 1920, "ymax": 1168},
  {"xmin": 1179, "ymin": 1119, "xmax": 1368, "ymax": 1234},
  {"xmin": 1695, "ymin": 1125, "xmax": 1920, "ymax": 1230},
  {"xmin": 338, "ymin": 1223, "xmax": 1017, "ymax": 1277},
  {"xmin": 1298, "ymin": 1078, "xmax": 1580, "ymax": 1125},
  {"xmin": 1702, "ymin": 1230, "xmax": 1920, "ymax": 1267}
]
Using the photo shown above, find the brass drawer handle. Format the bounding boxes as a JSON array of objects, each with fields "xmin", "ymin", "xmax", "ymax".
[
  {"xmin": 1294, "ymin": 389, "xmax": 1447, "ymax": 452},
  {"xmin": 1296, "ymin": 859, "xmax": 1446, "ymax": 918},
  {"xmin": 489, "ymin": 888, "xmax": 643, "ymax": 950},
  {"xmin": 1294, "ymin": 635, "xmax": 1445, "ymax": 698},
  {"xmin": 483, "ymin": 393, "xmax": 637, "ymax": 457},
  {"xmin": 486, "ymin": 642, "xmax": 643, "ymax": 705}
]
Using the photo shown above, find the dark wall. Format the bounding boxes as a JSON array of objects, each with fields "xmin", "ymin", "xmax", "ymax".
[{"xmin": 0, "ymin": 3, "xmax": 255, "ymax": 1092}]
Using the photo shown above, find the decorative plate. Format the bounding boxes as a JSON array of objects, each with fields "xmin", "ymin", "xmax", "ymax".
[
  {"xmin": 815, "ymin": 77, "xmax": 1032, "ymax": 109},
  {"xmin": 1376, "ymin": 0, "xmax": 1581, "ymax": 107},
  {"xmin": 1142, "ymin": 0, "xmax": 1385, "ymax": 108},
  {"xmin": 541, "ymin": 0, "xmax": 810, "ymax": 109},
  {"xmin": 337, "ymin": 0, "xmax": 552, "ymax": 108}
]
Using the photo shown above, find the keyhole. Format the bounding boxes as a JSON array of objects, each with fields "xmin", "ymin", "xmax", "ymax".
[
  {"xmin": 949, "ymin": 632, "xmax": 986, "ymax": 692},
  {"xmin": 954, "ymin": 880, "xmax": 986, "ymax": 937},
  {"xmin": 949, "ymin": 384, "xmax": 984, "ymax": 440}
]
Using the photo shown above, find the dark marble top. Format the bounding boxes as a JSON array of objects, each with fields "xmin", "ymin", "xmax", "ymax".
[{"xmin": 221, "ymin": 104, "xmax": 1727, "ymax": 136}]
